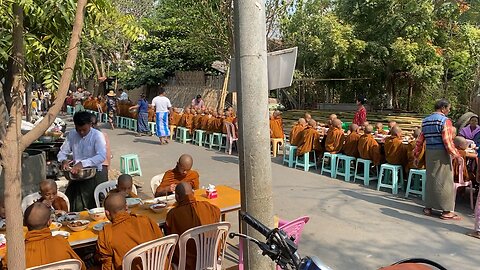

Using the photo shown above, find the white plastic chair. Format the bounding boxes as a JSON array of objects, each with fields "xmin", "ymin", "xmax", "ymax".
[
  {"xmin": 454, "ymin": 159, "xmax": 474, "ymax": 210},
  {"xmin": 177, "ymin": 222, "xmax": 231, "ymax": 270},
  {"xmin": 122, "ymin": 234, "xmax": 179, "ymax": 270},
  {"xmin": 150, "ymin": 173, "xmax": 165, "ymax": 195},
  {"xmin": 21, "ymin": 191, "xmax": 70, "ymax": 213},
  {"xmin": 26, "ymin": 259, "xmax": 83, "ymax": 270},
  {"xmin": 224, "ymin": 122, "xmax": 238, "ymax": 155},
  {"xmin": 94, "ymin": 180, "xmax": 138, "ymax": 208}
]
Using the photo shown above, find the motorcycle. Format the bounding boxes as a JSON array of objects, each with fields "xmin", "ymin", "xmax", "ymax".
[{"xmin": 229, "ymin": 211, "xmax": 447, "ymax": 270}]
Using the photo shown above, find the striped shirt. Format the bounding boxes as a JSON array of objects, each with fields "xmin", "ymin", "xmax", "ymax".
[{"xmin": 414, "ymin": 116, "xmax": 459, "ymax": 158}]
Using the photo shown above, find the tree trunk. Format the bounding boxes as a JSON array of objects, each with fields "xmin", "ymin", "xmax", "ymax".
[{"xmin": 3, "ymin": 57, "xmax": 14, "ymax": 113}]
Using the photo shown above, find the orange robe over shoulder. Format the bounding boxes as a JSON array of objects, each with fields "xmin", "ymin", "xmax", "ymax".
[
  {"xmin": 289, "ymin": 124, "xmax": 306, "ymax": 146},
  {"xmin": 453, "ymin": 149, "xmax": 471, "ymax": 183},
  {"xmin": 407, "ymin": 139, "xmax": 425, "ymax": 170},
  {"xmin": 296, "ymin": 127, "xmax": 321, "ymax": 156},
  {"xmin": 376, "ymin": 129, "xmax": 388, "ymax": 135},
  {"xmin": 97, "ymin": 212, "xmax": 163, "ymax": 270},
  {"xmin": 212, "ymin": 117, "xmax": 223, "ymax": 133},
  {"xmin": 7, "ymin": 228, "xmax": 86, "ymax": 269},
  {"xmin": 38, "ymin": 196, "xmax": 68, "ymax": 212},
  {"xmin": 384, "ymin": 135, "xmax": 408, "ymax": 167},
  {"xmin": 166, "ymin": 194, "xmax": 221, "ymax": 270},
  {"xmin": 324, "ymin": 127, "xmax": 345, "ymax": 154},
  {"xmin": 156, "ymin": 169, "xmax": 200, "ymax": 194},
  {"xmin": 170, "ymin": 112, "xmax": 181, "ymax": 126},
  {"xmin": 192, "ymin": 114, "xmax": 202, "ymax": 131},
  {"xmin": 358, "ymin": 134, "xmax": 382, "ymax": 165},
  {"xmin": 222, "ymin": 116, "xmax": 235, "ymax": 134},
  {"xmin": 270, "ymin": 117, "xmax": 284, "ymax": 139},
  {"xmin": 199, "ymin": 115, "xmax": 210, "ymax": 131},
  {"xmin": 342, "ymin": 131, "xmax": 361, "ymax": 158}
]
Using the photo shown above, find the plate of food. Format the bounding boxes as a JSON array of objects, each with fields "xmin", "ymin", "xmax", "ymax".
[
  {"xmin": 93, "ymin": 221, "xmax": 111, "ymax": 232},
  {"xmin": 149, "ymin": 202, "xmax": 167, "ymax": 213},
  {"xmin": 144, "ymin": 194, "xmax": 175, "ymax": 204},
  {"xmin": 51, "ymin": 231, "xmax": 70, "ymax": 238},
  {"xmin": 57, "ymin": 212, "xmax": 80, "ymax": 224},
  {"xmin": 88, "ymin": 208, "xmax": 106, "ymax": 221},
  {"xmin": 67, "ymin": 220, "xmax": 90, "ymax": 232},
  {"xmin": 126, "ymin": 198, "xmax": 143, "ymax": 208}
]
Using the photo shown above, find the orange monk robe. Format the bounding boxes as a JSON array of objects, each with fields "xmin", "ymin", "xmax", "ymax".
[
  {"xmin": 109, "ymin": 188, "xmax": 138, "ymax": 198},
  {"xmin": 157, "ymin": 169, "xmax": 200, "ymax": 192},
  {"xmin": 4, "ymin": 228, "xmax": 86, "ymax": 269},
  {"xmin": 289, "ymin": 124, "xmax": 306, "ymax": 146},
  {"xmin": 384, "ymin": 135, "xmax": 408, "ymax": 167},
  {"xmin": 407, "ymin": 140, "xmax": 425, "ymax": 170},
  {"xmin": 376, "ymin": 129, "xmax": 388, "ymax": 135},
  {"xmin": 192, "ymin": 114, "xmax": 202, "ymax": 131},
  {"xmin": 222, "ymin": 116, "xmax": 235, "ymax": 134},
  {"xmin": 166, "ymin": 194, "xmax": 221, "ymax": 270},
  {"xmin": 296, "ymin": 127, "xmax": 322, "ymax": 156},
  {"xmin": 179, "ymin": 113, "xmax": 193, "ymax": 131},
  {"xmin": 170, "ymin": 111, "xmax": 182, "ymax": 126},
  {"xmin": 212, "ymin": 117, "xmax": 224, "ymax": 133},
  {"xmin": 324, "ymin": 127, "xmax": 345, "ymax": 154},
  {"xmin": 453, "ymin": 149, "xmax": 472, "ymax": 183},
  {"xmin": 358, "ymin": 134, "xmax": 383, "ymax": 165},
  {"xmin": 38, "ymin": 196, "xmax": 68, "ymax": 212},
  {"xmin": 342, "ymin": 131, "xmax": 361, "ymax": 158},
  {"xmin": 97, "ymin": 212, "xmax": 163, "ymax": 270},
  {"xmin": 199, "ymin": 115, "xmax": 210, "ymax": 131},
  {"xmin": 270, "ymin": 117, "xmax": 284, "ymax": 139}
]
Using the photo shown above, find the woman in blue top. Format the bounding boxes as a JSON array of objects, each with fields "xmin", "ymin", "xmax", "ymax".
[{"xmin": 129, "ymin": 93, "xmax": 151, "ymax": 136}]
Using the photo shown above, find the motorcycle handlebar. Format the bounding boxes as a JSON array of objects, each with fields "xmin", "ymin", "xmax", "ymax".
[{"xmin": 239, "ymin": 211, "xmax": 272, "ymax": 237}]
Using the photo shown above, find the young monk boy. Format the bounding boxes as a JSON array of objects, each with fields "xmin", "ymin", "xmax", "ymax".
[
  {"xmin": 304, "ymin": 112, "xmax": 312, "ymax": 122},
  {"xmin": 296, "ymin": 119, "xmax": 322, "ymax": 157},
  {"xmin": 289, "ymin": 118, "xmax": 307, "ymax": 146},
  {"xmin": 111, "ymin": 174, "xmax": 137, "ymax": 198},
  {"xmin": 407, "ymin": 128, "xmax": 425, "ymax": 170},
  {"xmin": 358, "ymin": 125, "xmax": 383, "ymax": 165},
  {"xmin": 327, "ymin": 114, "xmax": 337, "ymax": 128},
  {"xmin": 384, "ymin": 126, "xmax": 408, "ymax": 168},
  {"xmin": 270, "ymin": 110, "xmax": 284, "ymax": 139},
  {"xmin": 7, "ymin": 202, "xmax": 86, "ymax": 269},
  {"xmin": 453, "ymin": 136, "xmax": 475, "ymax": 183},
  {"xmin": 387, "ymin": 121, "xmax": 397, "ymax": 134},
  {"xmin": 324, "ymin": 119, "xmax": 345, "ymax": 154},
  {"xmin": 169, "ymin": 107, "xmax": 182, "ymax": 126},
  {"xmin": 375, "ymin": 123, "xmax": 387, "ymax": 135},
  {"xmin": 342, "ymin": 124, "xmax": 361, "ymax": 158},
  {"xmin": 155, "ymin": 154, "xmax": 200, "ymax": 197},
  {"xmin": 38, "ymin": 179, "xmax": 68, "ymax": 212}
]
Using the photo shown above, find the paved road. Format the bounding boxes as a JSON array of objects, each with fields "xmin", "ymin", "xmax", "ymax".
[{"xmin": 101, "ymin": 123, "xmax": 479, "ymax": 270}]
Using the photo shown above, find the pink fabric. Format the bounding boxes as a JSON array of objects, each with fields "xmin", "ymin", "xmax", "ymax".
[
  {"xmin": 459, "ymin": 125, "xmax": 480, "ymax": 140},
  {"xmin": 475, "ymin": 188, "xmax": 480, "ymax": 232}
]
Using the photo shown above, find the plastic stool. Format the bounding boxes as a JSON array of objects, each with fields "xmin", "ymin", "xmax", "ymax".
[
  {"xmin": 320, "ymin": 152, "xmax": 340, "ymax": 178},
  {"xmin": 295, "ymin": 151, "xmax": 317, "ymax": 172},
  {"xmin": 175, "ymin": 127, "xmax": 182, "ymax": 142},
  {"xmin": 169, "ymin": 125, "xmax": 176, "ymax": 140},
  {"xmin": 67, "ymin": 105, "xmax": 74, "ymax": 115},
  {"xmin": 177, "ymin": 127, "xmax": 192, "ymax": 144},
  {"xmin": 99, "ymin": 113, "xmax": 108, "ymax": 123},
  {"xmin": 271, "ymin": 138, "xmax": 284, "ymax": 157},
  {"xmin": 209, "ymin": 132, "xmax": 223, "ymax": 149},
  {"xmin": 203, "ymin": 133, "xmax": 211, "ymax": 147},
  {"xmin": 122, "ymin": 118, "xmax": 132, "ymax": 129},
  {"xmin": 130, "ymin": 119, "xmax": 137, "ymax": 132},
  {"xmin": 336, "ymin": 155, "xmax": 356, "ymax": 182},
  {"xmin": 405, "ymin": 169, "xmax": 426, "ymax": 200},
  {"xmin": 282, "ymin": 144, "xmax": 298, "ymax": 168},
  {"xmin": 120, "ymin": 154, "xmax": 142, "ymax": 176},
  {"xmin": 377, "ymin": 163, "xmax": 404, "ymax": 194},
  {"xmin": 193, "ymin": 130, "xmax": 207, "ymax": 146},
  {"xmin": 149, "ymin": 122, "xmax": 156, "ymax": 136},
  {"xmin": 116, "ymin": 116, "xmax": 122, "ymax": 127},
  {"xmin": 354, "ymin": 158, "xmax": 378, "ymax": 186}
]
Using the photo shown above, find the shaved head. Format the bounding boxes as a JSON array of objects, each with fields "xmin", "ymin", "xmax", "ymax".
[
  {"xmin": 329, "ymin": 114, "xmax": 337, "ymax": 120},
  {"xmin": 39, "ymin": 179, "xmax": 57, "ymax": 192},
  {"xmin": 454, "ymin": 136, "xmax": 468, "ymax": 150},
  {"xmin": 24, "ymin": 202, "xmax": 51, "ymax": 231},
  {"xmin": 364, "ymin": 125, "xmax": 374, "ymax": 134},
  {"xmin": 176, "ymin": 154, "xmax": 194, "ymax": 176},
  {"xmin": 298, "ymin": 118, "xmax": 307, "ymax": 126},
  {"xmin": 175, "ymin": 182, "xmax": 193, "ymax": 202},
  {"xmin": 412, "ymin": 128, "xmax": 421, "ymax": 139},
  {"xmin": 332, "ymin": 119, "xmax": 342, "ymax": 128},
  {"xmin": 117, "ymin": 174, "xmax": 133, "ymax": 195},
  {"xmin": 390, "ymin": 126, "xmax": 402, "ymax": 136},
  {"xmin": 388, "ymin": 121, "xmax": 397, "ymax": 128},
  {"xmin": 308, "ymin": 119, "xmax": 317, "ymax": 127},
  {"xmin": 104, "ymin": 192, "xmax": 127, "ymax": 220},
  {"xmin": 375, "ymin": 123, "xmax": 383, "ymax": 129},
  {"xmin": 349, "ymin": 124, "xmax": 359, "ymax": 132},
  {"xmin": 304, "ymin": 113, "xmax": 312, "ymax": 121}
]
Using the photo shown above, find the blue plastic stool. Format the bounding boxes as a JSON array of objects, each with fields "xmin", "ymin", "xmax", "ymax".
[
  {"xmin": 321, "ymin": 153, "xmax": 340, "ymax": 178},
  {"xmin": 149, "ymin": 122, "xmax": 156, "ymax": 136},
  {"xmin": 209, "ymin": 132, "xmax": 223, "ymax": 149},
  {"xmin": 405, "ymin": 169, "xmax": 426, "ymax": 200},
  {"xmin": 295, "ymin": 151, "xmax": 317, "ymax": 172},
  {"xmin": 67, "ymin": 105, "xmax": 74, "ymax": 115},
  {"xmin": 122, "ymin": 118, "xmax": 132, "ymax": 129},
  {"xmin": 130, "ymin": 119, "xmax": 137, "ymax": 131},
  {"xmin": 99, "ymin": 113, "xmax": 107, "ymax": 123},
  {"xmin": 193, "ymin": 130, "xmax": 207, "ymax": 146},
  {"xmin": 336, "ymin": 155, "xmax": 356, "ymax": 182},
  {"xmin": 175, "ymin": 127, "xmax": 182, "ymax": 142},
  {"xmin": 354, "ymin": 158, "xmax": 378, "ymax": 186},
  {"xmin": 120, "ymin": 154, "xmax": 142, "ymax": 176},
  {"xmin": 116, "ymin": 116, "xmax": 122, "ymax": 127},
  {"xmin": 219, "ymin": 134, "xmax": 228, "ymax": 151},
  {"xmin": 177, "ymin": 127, "xmax": 192, "ymax": 144},
  {"xmin": 282, "ymin": 144, "xmax": 298, "ymax": 168},
  {"xmin": 377, "ymin": 163, "xmax": 404, "ymax": 194}
]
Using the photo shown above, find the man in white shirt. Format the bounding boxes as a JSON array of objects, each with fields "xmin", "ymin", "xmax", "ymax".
[
  {"xmin": 151, "ymin": 88, "xmax": 172, "ymax": 144},
  {"xmin": 58, "ymin": 111, "xmax": 107, "ymax": 211},
  {"xmin": 118, "ymin": 89, "xmax": 128, "ymax": 101}
]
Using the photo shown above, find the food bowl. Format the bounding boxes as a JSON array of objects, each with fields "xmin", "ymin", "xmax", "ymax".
[
  {"xmin": 149, "ymin": 203, "xmax": 167, "ymax": 213},
  {"xmin": 63, "ymin": 167, "xmax": 96, "ymax": 181},
  {"xmin": 67, "ymin": 220, "xmax": 90, "ymax": 232},
  {"xmin": 57, "ymin": 212, "xmax": 80, "ymax": 224},
  {"xmin": 126, "ymin": 198, "xmax": 142, "ymax": 208},
  {"xmin": 49, "ymin": 222, "xmax": 62, "ymax": 231},
  {"xmin": 93, "ymin": 221, "xmax": 111, "ymax": 232},
  {"xmin": 88, "ymin": 207, "xmax": 106, "ymax": 221}
]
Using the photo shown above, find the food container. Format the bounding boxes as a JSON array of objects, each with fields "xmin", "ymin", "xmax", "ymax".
[
  {"xmin": 57, "ymin": 212, "xmax": 80, "ymax": 224},
  {"xmin": 88, "ymin": 207, "xmax": 106, "ymax": 221},
  {"xmin": 149, "ymin": 203, "xmax": 167, "ymax": 213},
  {"xmin": 67, "ymin": 220, "xmax": 90, "ymax": 232},
  {"xmin": 63, "ymin": 167, "xmax": 96, "ymax": 181},
  {"xmin": 205, "ymin": 184, "xmax": 218, "ymax": 199},
  {"xmin": 126, "ymin": 198, "xmax": 142, "ymax": 208},
  {"xmin": 52, "ymin": 231, "xmax": 70, "ymax": 238}
]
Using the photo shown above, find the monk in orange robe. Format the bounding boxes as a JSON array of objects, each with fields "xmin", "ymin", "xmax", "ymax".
[
  {"xmin": 110, "ymin": 174, "xmax": 138, "ymax": 198},
  {"xmin": 97, "ymin": 193, "xmax": 163, "ymax": 270},
  {"xmin": 304, "ymin": 112, "xmax": 312, "ymax": 122},
  {"xmin": 37, "ymin": 179, "xmax": 68, "ymax": 212},
  {"xmin": 289, "ymin": 118, "xmax": 307, "ymax": 146},
  {"xmin": 384, "ymin": 126, "xmax": 408, "ymax": 169},
  {"xmin": 453, "ymin": 136, "xmax": 475, "ymax": 183},
  {"xmin": 169, "ymin": 108, "xmax": 182, "ymax": 126},
  {"xmin": 270, "ymin": 110, "xmax": 284, "ymax": 139},
  {"xmin": 199, "ymin": 111, "xmax": 210, "ymax": 131},
  {"xmin": 324, "ymin": 119, "xmax": 345, "ymax": 154},
  {"xmin": 6, "ymin": 203, "xmax": 86, "ymax": 269},
  {"xmin": 358, "ymin": 125, "xmax": 383, "ymax": 165},
  {"xmin": 375, "ymin": 123, "xmax": 388, "ymax": 135},
  {"xmin": 166, "ymin": 182, "xmax": 221, "ymax": 270},
  {"xmin": 407, "ymin": 128, "xmax": 425, "ymax": 170},
  {"xmin": 192, "ymin": 109, "xmax": 203, "ymax": 131},
  {"xmin": 387, "ymin": 121, "xmax": 397, "ymax": 134},
  {"xmin": 179, "ymin": 108, "xmax": 194, "ymax": 133},
  {"xmin": 296, "ymin": 119, "xmax": 322, "ymax": 156},
  {"xmin": 342, "ymin": 124, "xmax": 361, "ymax": 158},
  {"xmin": 155, "ymin": 154, "xmax": 200, "ymax": 197}
]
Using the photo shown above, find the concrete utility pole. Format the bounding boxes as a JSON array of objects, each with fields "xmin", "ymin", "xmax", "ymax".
[{"xmin": 233, "ymin": 0, "xmax": 274, "ymax": 269}]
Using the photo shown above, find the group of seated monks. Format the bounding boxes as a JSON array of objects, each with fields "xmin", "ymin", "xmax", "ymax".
[
  {"xmin": 170, "ymin": 106, "xmax": 237, "ymax": 136},
  {"xmin": 7, "ymin": 154, "xmax": 221, "ymax": 270}
]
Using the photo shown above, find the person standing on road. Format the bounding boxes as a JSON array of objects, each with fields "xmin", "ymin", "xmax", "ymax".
[
  {"xmin": 129, "ymin": 93, "xmax": 150, "ymax": 136},
  {"xmin": 106, "ymin": 90, "xmax": 117, "ymax": 130},
  {"xmin": 151, "ymin": 88, "xmax": 172, "ymax": 144},
  {"xmin": 414, "ymin": 99, "xmax": 463, "ymax": 220}
]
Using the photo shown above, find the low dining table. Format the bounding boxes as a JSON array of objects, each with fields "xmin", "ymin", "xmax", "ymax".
[{"xmin": 1, "ymin": 185, "xmax": 241, "ymax": 251}]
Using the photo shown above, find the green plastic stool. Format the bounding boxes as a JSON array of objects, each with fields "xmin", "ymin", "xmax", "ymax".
[
  {"xmin": 282, "ymin": 144, "xmax": 298, "ymax": 168},
  {"xmin": 377, "ymin": 163, "xmax": 404, "ymax": 194},
  {"xmin": 177, "ymin": 127, "xmax": 192, "ymax": 144},
  {"xmin": 209, "ymin": 132, "xmax": 223, "ymax": 149},
  {"xmin": 405, "ymin": 169, "xmax": 426, "ymax": 200},
  {"xmin": 321, "ymin": 152, "xmax": 340, "ymax": 178},
  {"xmin": 149, "ymin": 122, "xmax": 156, "ymax": 136},
  {"xmin": 67, "ymin": 105, "xmax": 74, "ymax": 115},
  {"xmin": 354, "ymin": 158, "xmax": 378, "ymax": 186},
  {"xmin": 193, "ymin": 130, "xmax": 207, "ymax": 146},
  {"xmin": 130, "ymin": 119, "xmax": 137, "ymax": 132},
  {"xmin": 116, "ymin": 116, "xmax": 121, "ymax": 127},
  {"xmin": 99, "ymin": 113, "xmax": 108, "ymax": 123},
  {"xmin": 122, "ymin": 117, "xmax": 132, "ymax": 129},
  {"xmin": 219, "ymin": 134, "xmax": 227, "ymax": 151},
  {"xmin": 120, "ymin": 154, "xmax": 142, "ymax": 176},
  {"xmin": 295, "ymin": 151, "xmax": 317, "ymax": 172},
  {"xmin": 336, "ymin": 155, "xmax": 356, "ymax": 182}
]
